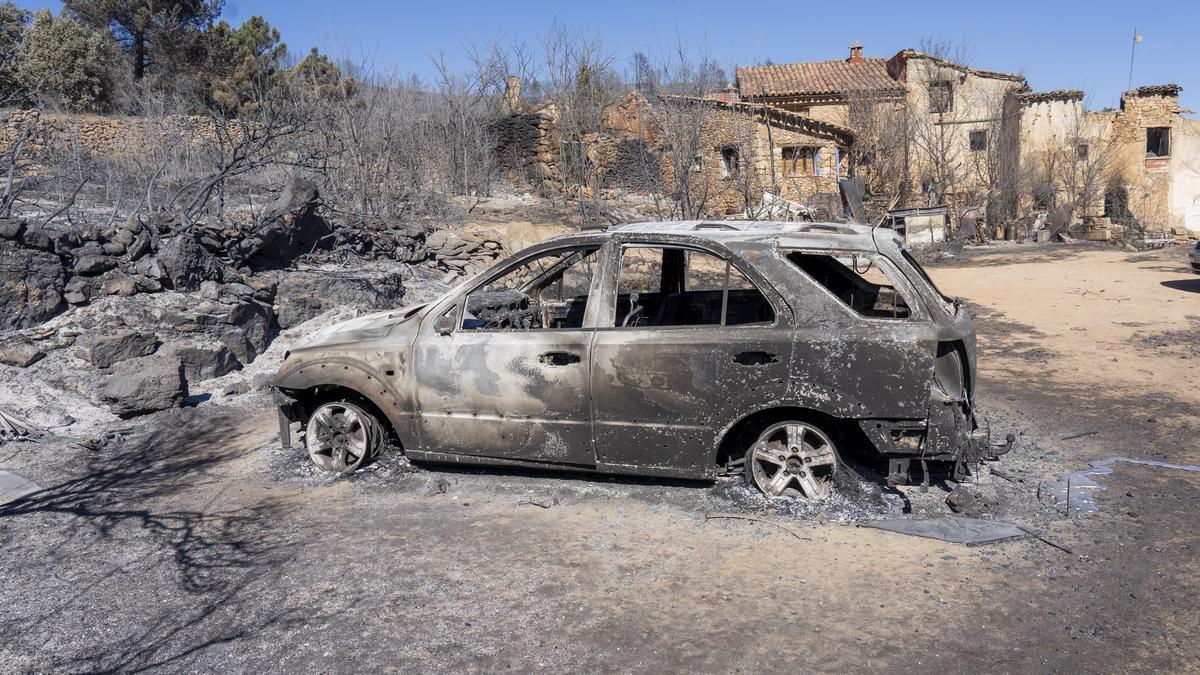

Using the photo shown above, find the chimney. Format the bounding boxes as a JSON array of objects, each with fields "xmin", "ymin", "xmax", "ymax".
[
  {"xmin": 502, "ymin": 75, "xmax": 523, "ymax": 115},
  {"xmin": 848, "ymin": 41, "xmax": 864, "ymax": 64}
]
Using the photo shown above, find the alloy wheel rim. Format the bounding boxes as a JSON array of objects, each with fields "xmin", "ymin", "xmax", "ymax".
[
  {"xmin": 306, "ymin": 403, "xmax": 372, "ymax": 474},
  {"xmin": 748, "ymin": 421, "xmax": 837, "ymax": 499}
]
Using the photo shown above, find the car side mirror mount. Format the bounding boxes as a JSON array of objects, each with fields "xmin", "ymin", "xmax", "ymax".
[{"xmin": 433, "ymin": 315, "xmax": 455, "ymax": 335}]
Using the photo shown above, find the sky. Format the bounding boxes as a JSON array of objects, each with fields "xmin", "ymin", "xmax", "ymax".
[{"xmin": 18, "ymin": 0, "xmax": 1200, "ymax": 113}]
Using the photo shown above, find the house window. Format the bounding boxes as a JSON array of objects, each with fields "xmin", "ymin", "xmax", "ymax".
[
  {"xmin": 836, "ymin": 147, "xmax": 849, "ymax": 176},
  {"xmin": 969, "ymin": 130, "xmax": 987, "ymax": 152},
  {"xmin": 1076, "ymin": 142, "xmax": 1089, "ymax": 161},
  {"xmin": 1146, "ymin": 127, "xmax": 1170, "ymax": 157},
  {"xmin": 720, "ymin": 146, "xmax": 740, "ymax": 177},
  {"xmin": 928, "ymin": 80, "xmax": 953, "ymax": 113},
  {"xmin": 782, "ymin": 146, "xmax": 817, "ymax": 177}
]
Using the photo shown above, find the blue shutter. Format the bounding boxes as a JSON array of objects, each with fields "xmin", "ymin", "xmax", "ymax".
[
  {"xmin": 834, "ymin": 148, "xmax": 841, "ymax": 177},
  {"xmin": 814, "ymin": 150, "xmax": 821, "ymax": 176}
]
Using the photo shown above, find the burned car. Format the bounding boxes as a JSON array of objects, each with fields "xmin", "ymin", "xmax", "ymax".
[{"xmin": 274, "ymin": 221, "xmax": 994, "ymax": 498}]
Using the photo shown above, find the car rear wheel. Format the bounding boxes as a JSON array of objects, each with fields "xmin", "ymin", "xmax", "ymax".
[
  {"xmin": 304, "ymin": 401, "xmax": 385, "ymax": 474},
  {"xmin": 745, "ymin": 420, "xmax": 839, "ymax": 499}
]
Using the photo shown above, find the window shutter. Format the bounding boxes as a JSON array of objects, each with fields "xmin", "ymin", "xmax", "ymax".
[{"xmin": 814, "ymin": 150, "xmax": 821, "ymax": 176}]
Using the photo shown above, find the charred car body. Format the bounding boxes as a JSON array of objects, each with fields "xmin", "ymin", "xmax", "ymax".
[{"xmin": 274, "ymin": 221, "xmax": 995, "ymax": 498}]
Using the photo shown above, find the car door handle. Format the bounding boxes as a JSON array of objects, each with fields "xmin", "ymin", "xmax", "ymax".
[
  {"xmin": 733, "ymin": 351, "xmax": 778, "ymax": 366},
  {"xmin": 538, "ymin": 351, "xmax": 581, "ymax": 366}
]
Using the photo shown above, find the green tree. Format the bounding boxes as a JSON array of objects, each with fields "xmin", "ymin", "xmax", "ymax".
[
  {"xmin": 19, "ymin": 10, "xmax": 117, "ymax": 112},
  {"xmin": 0, "ymin": 3, "xmax": 30, "ymax": 103},
  {"xmin": 206, "ymin": 15, "xmax": 287, "ymax": 112},
  {"xmin": 290, "ymin": 47, "xmax": 356, "ymax": 100},
  {"xmin": 63, "ymin": 0, "xmax": 221, "ymax": 81}
]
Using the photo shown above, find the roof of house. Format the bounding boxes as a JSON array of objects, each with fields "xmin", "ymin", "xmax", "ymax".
[
  {"xmin": 1016, "ymin": 89, "xmax": 1084, "ymax": 104},
  {"xmin": 894, "ymin": 50, "xmax": 1025, "ymax": 82},
  {"xmin": 735, "ymin": 58, "xmax": 906, "ymax": 98},
  {"xmin": 1127, "ymin": 84, "xmax": 1182, "ymax": 97},
  {"xmin": 660, "ymin": 95, "xmax": 857, "ymax": 141}
]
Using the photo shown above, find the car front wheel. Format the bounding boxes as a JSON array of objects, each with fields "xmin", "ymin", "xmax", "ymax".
[
  {"xmin": 304, "ymin": 401, "xmax": 385, "ymax": 474},
  {"xmin": 745, "ymin": 420, "xmax": 840, "ymax": 499}
]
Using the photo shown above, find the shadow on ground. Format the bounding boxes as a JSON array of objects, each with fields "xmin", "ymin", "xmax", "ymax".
[{"xmin": 0, "ymin": 410, "xmax": 310, "ymax": 672}]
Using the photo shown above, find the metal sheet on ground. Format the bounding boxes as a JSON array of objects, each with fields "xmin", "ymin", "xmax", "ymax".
[
  {"xmin": 0, "ymin": 470, "xmax": 41, "ymax": 506},
  {"xmin": 860, "ymin": 517, "xmax": 1028, "ymax": 546}
]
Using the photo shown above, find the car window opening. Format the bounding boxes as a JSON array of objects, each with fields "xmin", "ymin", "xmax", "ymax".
[
  {"xmin": 615, "ymin": 246, "xmax": 774, "ymax": 328},
  {"xmin": 787, "ymin": 252, "xmax": 912, "ymax": 319},
  {"xmin": 462, "ymin": 247, "xmax": 599, "ymax": 330}
]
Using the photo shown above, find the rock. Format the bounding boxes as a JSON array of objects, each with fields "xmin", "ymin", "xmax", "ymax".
[
  {"xmin": 100, "ymin": 354, "xmax": 185, "ymax": 417},
  {"xmin": 20, "ymin": 226, "xmax": 54, "ymax": 252},
  {"xmin": 134, "ymin": 275, "xmax": 162, "ymax": 293},
  {"xmin": 118, "ymin": 216, "xmax": 143, "ymax": 235},
  {"xmin": 199, "ymin": 280, "xmax": 220, "ymax": 300},
  {"xmin": 134, "ymin": 256, "xmax": 165, "ymax": 280},
  {"xmin": 0, "ymin": 218, "xmax": 24, "ymax": 240},
  {"xmin": 0, "ymin": 241, "xmax": 63, "ymax": 329},
  {"xmin": 156, "ymin": 297, "xmax": 274, "ymax": 364},
  {"xmin": 83, "ymin": 329, "xmax": 159, "ymax": 368},
  {"xmin": 75, "ymin": 241, "xmax": 104, "ymax": 258},
  {"xmin": 274, "ymin": 270, "xmax": 406, "ymax": 329},
  {"xmin": 241, "ymin": 176, "xmax": 332, "ymax": 267},
  {"xmin": 945, "ymin": 485, "xmax": 999, "ymax": 517},
  {"xmin": 73, "ymin": 255, "xmax": 117, "ymax": 276},
  {"xmin": 102, "ymin": 276, "xmax": 138, "ymax": 296},
  {"xmin": 63, "ymin": 278, "xmax": 92, "ymax": 304},
  {"xmin": 162, "ymin": 341, "xmax": 241, "ymax": 383},
  {"xmin": 158, "ymin": 233, "xmax": 225, "ymax": 290},
  {"xmin": 0, "ymin": 338, "xmax": 45, "ymax": 367},
  {"xmin": 101, "ymin": 241, "xmax": 125, "ymax": 256},
  {"xmin": 126, "ymin": 233, "xmax": 150, "ymax": 259}
]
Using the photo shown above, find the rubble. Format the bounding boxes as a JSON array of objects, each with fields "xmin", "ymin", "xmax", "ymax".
[{"xmin": 423, "ymin": 229, "xmax": 505, "ymax": 278}]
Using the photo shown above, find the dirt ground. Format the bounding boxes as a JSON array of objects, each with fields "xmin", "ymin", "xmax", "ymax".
[{"xmin": 1, "ymin": 241, "xmax": 1198, "ymax": 673}]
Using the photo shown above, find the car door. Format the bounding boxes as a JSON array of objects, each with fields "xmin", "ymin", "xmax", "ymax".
[
  {"xmin": 589, "ymin": 243, "xmax": 792, "ymax": 476},
  {"xmin": 411, "ymin": 245, "xmax": 602, "ymax": 466}
]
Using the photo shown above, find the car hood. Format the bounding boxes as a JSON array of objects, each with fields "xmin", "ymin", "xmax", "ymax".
[{"xmin": 292, "ymin": 303, "xmax": 428, "ymax": 350}]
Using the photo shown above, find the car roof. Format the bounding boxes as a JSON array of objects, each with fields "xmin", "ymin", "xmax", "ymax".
[{"xmin": 596, "ymin": 220, "xmax": 895, "ymax": 252}]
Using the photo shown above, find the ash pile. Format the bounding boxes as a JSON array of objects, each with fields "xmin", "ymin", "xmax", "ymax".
[{"xmin": 0, "ymin": 177, "xmax": 501, "ymax": 432}]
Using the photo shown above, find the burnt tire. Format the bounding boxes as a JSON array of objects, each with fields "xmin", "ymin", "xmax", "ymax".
[
  {"xmin": 304, "ymin": 400, "xmax": 386, "ymax": 474},
  {"xmin": 744, "ymin": 420, "xmax": 841, "ymax": 499}
]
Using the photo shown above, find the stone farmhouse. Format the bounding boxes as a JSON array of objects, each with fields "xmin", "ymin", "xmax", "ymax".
[{"xmin": 498, "ymin": 42, "xmax": 1200, "ymax": 237}]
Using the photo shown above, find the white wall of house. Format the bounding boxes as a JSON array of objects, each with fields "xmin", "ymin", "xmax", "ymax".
[{"xmin": 1169, "ymin": 118, "xmax": 1200, "ymax": 236}]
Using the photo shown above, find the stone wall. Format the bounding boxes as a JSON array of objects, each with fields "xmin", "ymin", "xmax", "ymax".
[
  {"xmin": 1101, "ymin": 87, "xmax": 1190, "ymax": 236},
  {"xmin": 490, "ymin": 107, "xmax": 560, "ymax": 187},
  {"xmin": 686, "ymin": 106, "xmax": 844, "ymax": 215},
  {"xmin": 0, "ymin": 109, "xmax": 241, "ymax": 160}
]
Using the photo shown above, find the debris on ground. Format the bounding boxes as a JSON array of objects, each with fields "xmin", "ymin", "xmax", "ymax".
[
  {"xmin": 859, "ymin": 517, "xmax": 1028, "ymax": 546},
  {"xmin": 0, "ymin": 470, "xmax": 40, "ymax": 505},
  {"xmin": 0, "ymin": 406, "xmax": 42, "ymax": 442}
]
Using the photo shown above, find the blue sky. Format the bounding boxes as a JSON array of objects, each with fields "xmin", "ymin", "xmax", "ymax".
[{"xmin": 19, "ymin": 0, "xmax": 1200, "ymax": 112}]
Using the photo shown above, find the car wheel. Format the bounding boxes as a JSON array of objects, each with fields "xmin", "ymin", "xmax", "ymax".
[
  {"xmin": 745, "ymin": 420, "xmax": 839, "ymax": 499},
  {"xmin": 304, "ymin": 401, "xmax": 385, "ymax": 474}
]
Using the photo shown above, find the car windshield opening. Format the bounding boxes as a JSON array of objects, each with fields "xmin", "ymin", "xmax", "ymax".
[{"xmin": 462, "ymin": 247, "xmax": 599, "ymax": 330}]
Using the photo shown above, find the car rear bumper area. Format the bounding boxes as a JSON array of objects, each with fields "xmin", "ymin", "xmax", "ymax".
[{"xmin": 859, "ymin": 401, "xmax": 1010, "ymax": 486}]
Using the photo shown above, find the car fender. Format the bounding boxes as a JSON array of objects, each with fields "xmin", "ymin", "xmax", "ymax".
[
  {"xmin": 274, "ymin": 355, "xmax": 419, "ymax": 449},
  {"xmin": 710, "ymin": 380, "xmax": 871, "ymax": 456}
]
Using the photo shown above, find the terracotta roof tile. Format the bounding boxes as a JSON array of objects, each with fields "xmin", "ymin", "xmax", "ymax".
[{"xmin": 736, "ymin": 58, "xmax": 904, "ymax": 98}]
